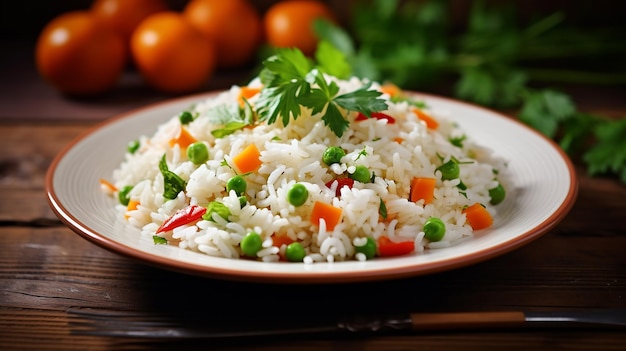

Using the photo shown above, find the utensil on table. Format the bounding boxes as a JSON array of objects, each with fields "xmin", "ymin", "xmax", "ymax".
[{"xmin": 68, "ymin": 308, "xmax": 626, "ymax": 339}]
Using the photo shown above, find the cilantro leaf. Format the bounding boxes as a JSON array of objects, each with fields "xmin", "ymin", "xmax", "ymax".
[
  {"xmin": 298, "ymin": 72, "xmax": 339, "ymax": 114},
  {"xmin": 211, "ymin": 122, "xmax": 249, "ymax": 138},
  {"xmin": 209, "ymin": 99, "xmax": 255, "ymax": 138},
  {"xmin": 260, "ymin": 48, "xmax": 311, "ymax": 85},
  {"xmin": 379, "ymin": 198, "xmax": 388, "ymax": 220},
  {"xmin": 313, "ymin": 19, "xmax": 355, "ymax": 56},
  {"xmin": 203, "ymin": 103, "xmax": 240, "ymax": 125},
  {"xmin": 152, "ymin": 235, "xmax": 168, "ymax": 245},
  {"xmin": 322, "ymin": 102, "xmax": 350, "ymax": 137},
  {"xmin": 255, "ymin": 48, "xmax": 387, "ymax": 138},
  {"xmin": 583, "ymin": 118, "xmax": 626, "ymax": 183},
  {"xmin": 559, "ymin": 112, "xmax": 598, "ymax": 155},
  {"xmin": 456, "ymin": 66, "xmax": 526, "ymax": 107},
  {"xmin": 518, "ymin": 89, "xmax": 576, "ymax": 138},
  {"xmin": 257, "ymin": 48, "xmax": 312, "ymax": 125},
  {"xmin": 333, "ymin": 81, "xmax": 388, "ymax": 116},
  {"xmin": 315, "ymin": 40, "xmax": 352, "ymax": 79},
  {"xmin": 158, "ymin": 154, "xmax": 186, "ymax": 200}
]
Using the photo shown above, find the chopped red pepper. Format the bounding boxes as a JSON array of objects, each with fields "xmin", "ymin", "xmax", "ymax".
[
  {"xmin": 355, "ymin": 112, "xmax": 395, "ymax": 124},
  {"xmin": 377, "ymin": 235, "xmax": 415, "ymax": 257},
  {"xmin": 325, "ymin": 178, "xmax": 355, "ymax": 197},
  {"xmin": 156, "ymin": 205, "xmax": 207, "ymax": 233}
]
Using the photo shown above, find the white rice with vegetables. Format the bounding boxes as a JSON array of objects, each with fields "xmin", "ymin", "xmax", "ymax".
[{"xmin": 102, "ymin": 64, "xmax": 510, "ymax": 264}]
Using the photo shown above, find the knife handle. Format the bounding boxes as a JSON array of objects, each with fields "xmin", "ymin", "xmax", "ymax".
[{"xmin": 410, "ymin": 311, "xmax": 526, "ymax": 330}]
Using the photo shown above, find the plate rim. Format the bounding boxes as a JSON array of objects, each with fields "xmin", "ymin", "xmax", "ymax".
[{"xmin": 45, "ymin": 90, "xmax": 579, "ymax": 284}]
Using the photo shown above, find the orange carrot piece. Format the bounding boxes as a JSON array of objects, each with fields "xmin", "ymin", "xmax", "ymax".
[
  {"xmin": 124, "ymin": 200, "xmax": 140, "ymax": 219},
  {"xmin": 380, "ymin": 83, "xmax": 401, "ymax": 97},
  {"xmin": 271, "ymin": 234, "xmax": 294, "ymax": 248},
  {"xmin": 410, "ymin": 177, "xmax": 436, "ymax": 204},
  {"xmin": 169, "ymin": 126, "xmax": 197, "ymax": 150},
  {"xmin": 310, "ymin": 201, "xmax": 342, "ymax": 231},
  {"xmin": 238, "ymin": 86, "xmax": 261, "ymax": 107},
  {"xmin": 232, "ymin": 144, "xmax": 262, "ymax": 173},
  {"xmin": 463, "ymin": 203, "xmax": 493, "ymax": 230},
  {"xmin": 393, "ymin": 137, "xmax": 404, "ymax": 144},
  {"xmin": 412, "ymin": 108, "xmax": 439, "ymax": 130},
  {"xmin": 99, "ymin": 178, "xmax": 117, "ymax": 193}
]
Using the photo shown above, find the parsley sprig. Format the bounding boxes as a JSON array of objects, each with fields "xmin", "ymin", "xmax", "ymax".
[{"xmin": 256, "ymin": 48, "xmax": 388, "ymax": 137}]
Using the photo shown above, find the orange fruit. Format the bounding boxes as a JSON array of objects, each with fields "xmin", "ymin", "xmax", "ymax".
[
  {"xmin": 130, "ymin": 11, "xmax": 216, "ymax": 94},
  {"xmin": 91, "ymin": 0, "xmax": 168, "ymax": 42},
  {"xmin": 183, "ymin": 0, "xmax": 262, "ymax": 68},
  {"xmin": 263, "ymin": 0, "xmax": 336, "ymax": 56},
  {"xmin": 35, "ymin": 11, "xmax": 127, "ymax": 96}
]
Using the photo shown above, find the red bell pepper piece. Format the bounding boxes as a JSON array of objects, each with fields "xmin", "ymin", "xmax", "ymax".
[
  {"xmin": 355, "ymin": 112, "xmax": 395, "ymax": 124},
  {"xmin": 325, "ymin": 178, "xmax": 355, "ymax": 197},
  {"xmin": 377, "ymin": 235, "xmax": 415, "ymax": 257},
  {"xmin": 156, "ymin": 205, "xmax": 207, "ymax": 233}
]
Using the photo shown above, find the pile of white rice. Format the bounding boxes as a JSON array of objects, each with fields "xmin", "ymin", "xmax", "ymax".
[{"xmin": 103, "ymin": 74, "xmax": 509, "ymax": 263}]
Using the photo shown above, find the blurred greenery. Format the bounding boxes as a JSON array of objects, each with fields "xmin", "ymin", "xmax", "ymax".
[{"xmin": 312, "ymin": 0, "xmax": 626, "ymax": 183}]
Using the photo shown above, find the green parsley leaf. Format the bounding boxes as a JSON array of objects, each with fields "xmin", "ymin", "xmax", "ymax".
[
  {"xmin": 583, "ymin": 118, "xmax": 626, "ymax": 183},
  {"xmin": 449, "ymin": 135, "xmax": 467, "ymax": 148},
  {"xmin": 379, "ymin": 198, "xmax": 388, "ymax": 220},
  {"xmin": 203, "ymin": 103, "xmax": 240, "ymax": 125},
  {"xmin": 313, "ymin": 19, "xmax": 355, "ymax": 56},
  {"xmin": 152, "ymin": 235, "xmax": 168, "ymax": 245},
  {"xmin": 211, "ymin": 122, "xmax": 249, "ymax": 138},
  {"xmin": 456, "ymin": 68, "xmax": 493, "ymax": 105},
  {"xmin": 256, "ymin": 48, "xmax": 387, "ymax": 138},
  {"xmin": 391, "ymin": 95, "xmax": 428, "ymax": 109},
  {"xmin": 333, "ymin": 81, "xmax": 388, "ymax": 116},
  {"xmin": 315, "ymin": 40, "xmax": 352, "ymax": 79},
  {"xmin": 202, "ymin": 201, "xmax": 231, "ymax": 222},
  {"xmin": 322, "ymin": 102, "xmax": 350, "ymax": 137},
  {"xmin": 257, "ymin": 48, "xmax": 312, "ymax": 125},
  {"xmin": 208, "ymin": 99, "xmax": 255, "ymax": 138},
  {"xmin": 559, "ymin": 112, "xmax": 598, "ymax": 155},
  {"xmin": 158, "ymin": 154, "xmax": 186, "ymax": 200},
  {"xmin": 518, "ymin": 89, "xmax": 576, "ymax": 138}
]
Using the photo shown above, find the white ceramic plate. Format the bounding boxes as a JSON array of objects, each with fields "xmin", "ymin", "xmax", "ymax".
[{"xmin": 46, "ymin": 91, "xmax": 577, "ymax": 283}]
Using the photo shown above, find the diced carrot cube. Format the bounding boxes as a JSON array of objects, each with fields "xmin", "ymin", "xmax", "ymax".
[
  {"xmin": 412, "ymin": 108, "xmax": 439, "ymax": 130},
  {"xmin": 310, "ymin": 201, "xmax": 342, "ymax": 231},
  {"xmin": 169, "ymin": 126, "xmax": 197, "ymax": 150},
  {"xmin": 463, "ymin": 203, "xmax": 493, "ymax": 230},
  {"xmin": 410, "ymin": 177, "xmax": 436, "ymax": 204},
  {"xmin": 238, "ymin": 86, "xmax": 261, "ymax": 107},
  {"xmin": 232, "ymin": 144, "xmax": 262, "ymax": 173}
]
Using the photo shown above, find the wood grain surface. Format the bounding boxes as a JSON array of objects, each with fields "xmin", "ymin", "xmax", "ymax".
[{"xmin": 1, "ymin": 38, "xmax": 626, "ymax": 351}]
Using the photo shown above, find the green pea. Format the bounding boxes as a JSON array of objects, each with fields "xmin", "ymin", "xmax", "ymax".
[
  {"xmin": 423, "ymin": 217, "xmax": 446, "ymax": 242},
  {"xmin": 178, "ymin": 111, "xmax": 194, "ymax": 125},
  {"xmin": 118, "ymin": 185, "xmax": 133, "ymax": 206},
  {"xmin": 349, "ymin": 165, "xmax": 371, "ymax": 183},
  {"xmin": 322, "ymin": 146, "xmax": 345, "ymax": 165},
  {"xmin": 226, "ymin": 175, "xmax": 247, "ymax": 196},
  {"xmin": 203, "ymin": 201, "xmax": 231, "ymax": 222},
  {"xmin": 240, "ymin": 231, "xmax": 263, "ymax": 257},
  {"xmin": 287, "ymin": 183, "xmax": 308, "ymax": 207},
  {"xmin": 238, "ymin": 196, "xmax": 248, "ymax": 208},
  {"xmin": 127, "ymin": 140, "xmax": 140, "ymax": 154},
  {"xmin": 489, "ymin": 182, "xmax": 506, "ymax": 205},
  {"xmin": 355, "ymin": 237, "xmax": 377, "ymax": 259},
  {"xmin": 285, "ymin": 242, "xmax": 306, "ymax": 262},
  {"xmin": 436, "ymin": 159, "xmax": 460, "ymax": 180},
  {"xmin": 187, "ymin": 142, "xmax": 209, "ymax": 165}
]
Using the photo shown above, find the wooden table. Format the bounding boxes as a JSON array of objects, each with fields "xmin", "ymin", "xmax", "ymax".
[{"xmin": 1, "ymin": 41, "xmax": 625, "ymax": 351}]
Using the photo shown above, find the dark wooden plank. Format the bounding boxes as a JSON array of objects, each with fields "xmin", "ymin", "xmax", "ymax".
[
  {"xmin": 1, "ymin": 225, "xmax": 624, "ymax": 313},
  {"xmin": 0, "ymin": 124, "xmax": 90, "ymax": 222}
]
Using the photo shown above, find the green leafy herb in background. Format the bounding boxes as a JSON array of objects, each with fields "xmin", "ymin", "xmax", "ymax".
[{"xmin": 314, "ymin": 0, "xmax": 626, "ymax": 184}]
